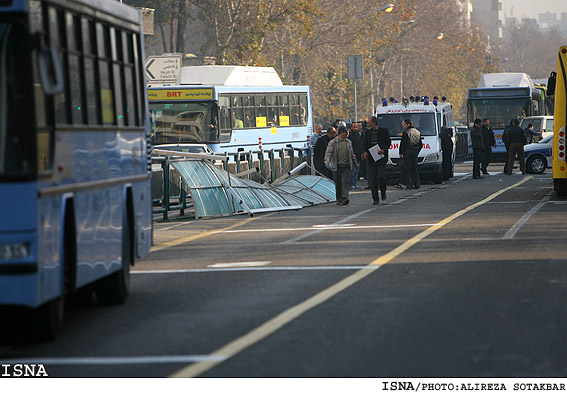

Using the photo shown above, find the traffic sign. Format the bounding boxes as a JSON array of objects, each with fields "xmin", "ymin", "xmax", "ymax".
[
  {"xmin": 347, "ymin": 55, "xmax": 363, "ymax": 80},
  {"xmin": 145, "ymin": 54, "xmax": 182, "ymax": 84}
]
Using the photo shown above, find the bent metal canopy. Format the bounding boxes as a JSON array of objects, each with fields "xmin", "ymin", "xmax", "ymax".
[{"xmin": 168, "ymin": 158, "xmax": 335, "ymax": 219}]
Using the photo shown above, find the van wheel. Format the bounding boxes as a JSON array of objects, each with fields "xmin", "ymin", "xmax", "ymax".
[{"xmin": 95, "ymin": 222, "xmax": 131, "ymax": 305}]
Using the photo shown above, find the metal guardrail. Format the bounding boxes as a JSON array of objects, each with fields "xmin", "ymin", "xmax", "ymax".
[
  {"xmin": 152, "ymin": 147, "xmax": 314, "ymax": 219},
  {"xmin": 455, "ymin": 129, "xmax": 471, "ymax": 162}
]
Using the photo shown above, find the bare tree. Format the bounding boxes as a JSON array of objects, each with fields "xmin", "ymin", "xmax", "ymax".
[{"xmin": 502, "ymin": 19, "xmax": 566, "ymax": 79}]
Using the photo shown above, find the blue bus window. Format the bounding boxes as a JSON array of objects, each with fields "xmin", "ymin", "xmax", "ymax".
[
  {"xmin": 256, "ymin": 95, "xmax": 266, "ymax": 107},
  {"xmin": 243, "ymin": 95, "xmax": 254, "ymax": 107},
  {"xmin": 232, "ymin": 95, "xmax": 242, "ymax": 107}
]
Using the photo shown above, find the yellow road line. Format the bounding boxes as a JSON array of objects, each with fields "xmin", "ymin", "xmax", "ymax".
[
  {"xmin": 170, "ymin": 177, "xmax": 532, "ymax": 378},
  {"xmin": 151, "ymin": 217, "xmax": 259, "ymax": 252}
]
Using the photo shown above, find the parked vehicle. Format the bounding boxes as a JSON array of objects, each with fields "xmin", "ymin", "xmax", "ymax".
[
  {"xmin": 375, "ymin": 96, "xmax": 455, "ymax": 184},
  {"xmin": 524, "ymin": 134, "xmax": 553, "ymax": 174}
]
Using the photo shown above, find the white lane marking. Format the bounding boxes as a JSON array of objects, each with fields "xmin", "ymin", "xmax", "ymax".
[
  {"xmin": 133, "ymin": 266, "xmax": 381, "ymax": 274},
  {"xmin": 488, "ymin": 201, "xmax": 531, "ymax": 204},
  {"xmin": 312, "ymin": 223, "xmax": 356, "ymax": 228},
  {"xmin": 222, "ymin": 223, "xmax": 442, "ymax": 234},
  {"xmin": 281, "ymin": 207, "xmax": 378, "ymax": 244},
  {"xmin": 207, "ymin": 261, "xmax": 271, "ymax": 268},
  {"xmin": 0, "ymin": 355, "xmax": 228, "ymax": 366},
  {"xmin": 156, "ymin": 222, "xmax": 195, "ymax": 232},
  {"xmin": 503, "ymin": 194, "xmax": 552, "ymax": 239}
]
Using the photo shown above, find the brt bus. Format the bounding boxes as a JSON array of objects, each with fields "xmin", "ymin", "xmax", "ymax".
[
  {"xmin": 148, "ymin": 66, "xmax": 312, "ymax": 153},
  {"xmin": 0, "ymin": 0, "xmax": 152, "ymax": 339},
  {"xmin": 549, "ymin": 47, "xmax": 567, "ymax": 196}
]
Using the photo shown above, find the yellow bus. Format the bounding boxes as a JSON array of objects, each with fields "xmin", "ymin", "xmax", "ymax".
[{"xmin": 550, "ymin": 47, "xmax": 567, "ymax": 196}]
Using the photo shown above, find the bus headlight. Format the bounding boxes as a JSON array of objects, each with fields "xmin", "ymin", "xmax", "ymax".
[
  {"xmin": 0, "ymin": 243, "xmax": 30, "ymax": 260},
  {"xmin": 423, "ymin": 153, "xmax": 440, "ymax": 163}
]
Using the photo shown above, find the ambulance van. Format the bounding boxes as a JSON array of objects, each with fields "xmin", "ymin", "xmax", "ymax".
[{"xmin": 375, "ymin": 97, "xmax": 454, "ymax": 184}]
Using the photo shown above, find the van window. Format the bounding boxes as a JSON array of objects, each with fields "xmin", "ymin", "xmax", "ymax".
[
  {"xmin": 544, "ymin": 119, "xmax": 554, "ymax": 133},
  {"xmin": 377, "ymin": 113, "xmax": 437, "ymax": 137},
  {"xmin": 520, "ymin": 118, "xmax": 542, "ymax": 131}
]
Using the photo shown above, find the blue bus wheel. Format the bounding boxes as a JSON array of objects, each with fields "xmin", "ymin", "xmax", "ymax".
[
  {"xmin": 95, "ymin": 222, "xmax": 132, "ymax": 306},
  {"xmin": 33, "ymin": 296, "xmax": 64, "ymax": 341}
]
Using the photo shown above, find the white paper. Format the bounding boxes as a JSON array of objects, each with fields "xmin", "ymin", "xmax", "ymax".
[{"xmin": 368, "ymin": 144, "xmax": 383, "ymax": 161}]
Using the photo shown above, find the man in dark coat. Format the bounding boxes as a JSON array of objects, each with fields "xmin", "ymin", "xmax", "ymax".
[
  {"xmin": 313, "ymin": 126, "xmax": 336, "ymax": 179},
  {"xmin": 480, "ymin": 118, "xmax": 496, "ymax": 175},
  {"xmin": 502, "ymin": 120, "xmax": 513, "ymax": 174},
  {"xmin": 362, "ymin": 116, "xmax": 391, "ymax": 204},
  {"xmin": 506, "ymin": 118, "xmax": 527, "ymax": 175},
  {"xmin": 524, "ymin": 123, "xmax": 541, "ymax": 144},
  {"xmin": 470, "ymin": 119, "xmax": 484, "ymax": 179},
  {"xmin": 440, "ymin": 126, "xmax": 454, "ymax": 181},
  {"xmin": 348, "ymin": 122, "xmax": 363, "ymax": 189},
  {"xmin": 399, "ymin": 118, "xmax": 422, "ymax": 189}
]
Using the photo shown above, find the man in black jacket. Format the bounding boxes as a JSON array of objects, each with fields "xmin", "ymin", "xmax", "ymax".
[
  {"xmin": 480, "ymin": 119, "xmax": 496, "ymax": 175},
  {"xmin": 362, "ymin": 116, "xmax": 391, "ymax": 204},
  {"xmin": 348, "ymin": 122, "xmax": 363, "ymax": 189},
  {"xmin": 313, "ymin": 126, "xmax": 336, "ymax": 179},
  {"xmin": 440, "ymin": 126, "xmax": 453, "ymax": 181},
  {"xmin": 470, "ymin": 119, "xmax": 484, "ymax": 179},
  {"xmin": 506, "ymin": 118, "xmax": 527, "ymax": 175}
]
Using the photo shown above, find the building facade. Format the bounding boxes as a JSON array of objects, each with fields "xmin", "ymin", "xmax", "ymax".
[{"xmin": 470, "ymin": 0, "xmax": 503, "ymax": 47}]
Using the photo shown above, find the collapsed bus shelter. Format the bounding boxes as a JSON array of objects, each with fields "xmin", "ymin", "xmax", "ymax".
[{"xmin": 152, "ymin": 150, "xmax": 336, "ymax": 219}]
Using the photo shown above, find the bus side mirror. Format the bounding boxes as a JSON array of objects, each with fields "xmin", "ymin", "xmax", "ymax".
[
  {"xmin": 221, "ymin": 106, "xmax": 229, "ymax": 118},
  {"xmin": 547, "ymin": 71, "xmax": 557, "ymax": 96},
  {"xmin": 532, "ymin": 100, "xmax": 539, "ymax": 112}
]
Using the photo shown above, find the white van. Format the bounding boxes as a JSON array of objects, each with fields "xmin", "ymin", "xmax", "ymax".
[
  {"xmin": 519, "ymin": 116, "xmax": 554, "ymax": 142},
  {"xmin": 375, "ymin": 97, "xmax": 454, "ymax": 184}
]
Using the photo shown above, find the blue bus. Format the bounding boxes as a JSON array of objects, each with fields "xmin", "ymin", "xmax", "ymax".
[
  {"xmin": 0, "ymin": 0, "xmax": 152, "ymax": 340},
  {"xmin": 148, "ymin": 66, "xmax": 312, "ymax": 153},
  {"xmin": 467, "ymin": 73, "xmax": 544, "ymax": 158}
]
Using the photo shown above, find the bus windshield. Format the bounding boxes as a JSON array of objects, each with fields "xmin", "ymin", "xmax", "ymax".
[
  {"xmin": 0, "ymin": 20, "xmax": 34, "ymax": 179},
  {"xmin": 149, "ymin": 102, "xmax": 219, "ymax": 145},
  {"xmin": 467, "ymin": 98, "xmax": 531, "ymax": 129},
  {"xmin": 376, "ymin": 113, "xmax": 437, "ymax": 138}
]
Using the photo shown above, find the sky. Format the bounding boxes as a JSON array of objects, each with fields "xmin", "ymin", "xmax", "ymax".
[{"xmin": 500, "ymin": 0, "xmax": 567, "ymax": 19}]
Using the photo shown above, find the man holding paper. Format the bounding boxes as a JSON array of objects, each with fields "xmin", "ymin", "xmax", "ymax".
[{"xmin": 362, "ymin": 116, "xmax": 391, "ymax": 205}]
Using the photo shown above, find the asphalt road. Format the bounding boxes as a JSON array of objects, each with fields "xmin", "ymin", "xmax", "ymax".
[{"xmin": 2, "ymin": 163, "xmax": 567, "ymax": 378}]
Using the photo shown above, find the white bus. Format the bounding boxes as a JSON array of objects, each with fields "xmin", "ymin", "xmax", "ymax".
[{"xmin": 148, "ymin": 66, "xmax": 312, "ymax": 153}]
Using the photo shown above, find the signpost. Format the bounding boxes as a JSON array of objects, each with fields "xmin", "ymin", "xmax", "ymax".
[
  {"xmin": 145, "ymin": 54, "xmax": 182, "ymax": 85},
  {"xmin": 347, "ymin": 55, "xmax": 364, "ymax": 122}
]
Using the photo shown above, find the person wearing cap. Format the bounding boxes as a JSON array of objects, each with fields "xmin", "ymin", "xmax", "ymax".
[
  {"xmin": 470, "ymin": 118, "xmax": 484, "ymax": 179},
  {"xmin": 325, "ymin": 126, "xmax": 358, "ymax": 205}
]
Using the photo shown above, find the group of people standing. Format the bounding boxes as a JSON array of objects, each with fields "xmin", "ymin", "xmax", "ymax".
[
  {"xmin": 470, "ymin": 118, "xmax": 496, "ymax": 179},
  {"xmin": 312, "ymin": 117, "xmax": 422, "ymax": 206},
  {"xmin": 470, "ymin": 118, "xmax": 540, "ymax": 177}
]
